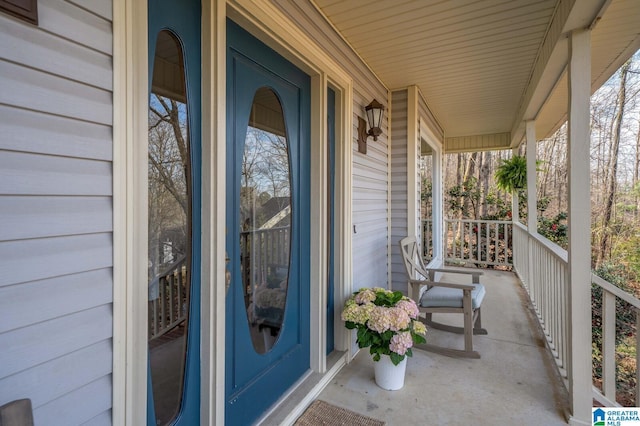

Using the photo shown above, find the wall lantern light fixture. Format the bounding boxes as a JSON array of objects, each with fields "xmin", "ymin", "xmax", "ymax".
[{"xmin": 357, "ymin": 99, "xmax": 385, "ymax": 154}]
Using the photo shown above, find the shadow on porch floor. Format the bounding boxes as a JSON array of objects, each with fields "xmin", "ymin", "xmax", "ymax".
[{"xmin": 299, "ymin": 270, "xmax": 569, "ymax": 425}]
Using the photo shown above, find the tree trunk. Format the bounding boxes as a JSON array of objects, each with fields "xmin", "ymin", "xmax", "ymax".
[
  {"xmin": 635, "ymin": 110, "xmax": 640, "ymax": 220},
  {"xmin": 462, "ymin": 152, "xmax": 478, "ymax": 218},
  {"xmin": 480, "ymin": 151, "xmax": 491, "ymax": 217},
  {"xmin": 598, "ymin": 60, "xmax": 631, "ymax": 267}
]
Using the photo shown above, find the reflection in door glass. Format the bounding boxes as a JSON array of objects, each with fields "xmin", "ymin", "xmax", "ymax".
[
  {"xmin": 420, "ymin": 140, "xmax": 433, "ymax": 262},
  {"xmin": 240, "ymin": 87, "xmax": 291, "ymax": 354},
  {"xmin": 148, "ymin": 30, "xmax": 191, "ymax": 426}
]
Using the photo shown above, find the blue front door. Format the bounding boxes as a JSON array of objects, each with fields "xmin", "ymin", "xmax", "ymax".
[
  {"xmin": 147, "ymin": 1, "xmax": 201, "ymax": 425},
  {"xmin": 225, "ymin": 20, "xmax": 311, "ymax": 425}
]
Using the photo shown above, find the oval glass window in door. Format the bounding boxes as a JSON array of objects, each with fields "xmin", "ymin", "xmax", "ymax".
[
  {"xmin": 147, "ymin": 29, "xmax": 192, "ymax": 426},
  {"xmin": 240, "ymin": 87, "xmax": 291, "ymax": 354}
]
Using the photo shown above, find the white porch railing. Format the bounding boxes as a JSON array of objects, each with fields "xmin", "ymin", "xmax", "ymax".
[
  {"xmin": 513, "ymin": 221, "xmax": 640, "ymax": 407},
  {"xmin": 591, "ymin": 273, "xmax": 640, "ymax": 407},
  {"xmin": 149, "ymin": 257, "xmax": 188, "ymax": 340},
  {"xmin": 435, "ymin": 219, "xmax": 512, "ymax": 268},
  {"xmin": 512, "ymin": 222, "xmax": 569, "ymax": 379}
]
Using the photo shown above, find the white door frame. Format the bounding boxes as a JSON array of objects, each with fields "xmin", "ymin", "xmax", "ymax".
[{"xmin": 113, "ymin": 0, "xmax": 355, "ymax": 423}]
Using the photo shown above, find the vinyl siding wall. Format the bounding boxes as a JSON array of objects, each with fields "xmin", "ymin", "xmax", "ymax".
[
  {"xmin": 390, "ymin": 89, "xmax": 409, "ymax": 293},
  {"xmin": 0, "ymin": 2, "xmax": 114, "ymax": 425},
  {"xmin": 274, "ymin": 0, "xmax": 390, "ymax": 289}
]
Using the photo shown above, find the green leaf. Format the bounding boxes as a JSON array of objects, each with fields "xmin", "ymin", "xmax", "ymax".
[{"xmin": 389, "ymin": 352, "xmax": 404, "ymax": 365}]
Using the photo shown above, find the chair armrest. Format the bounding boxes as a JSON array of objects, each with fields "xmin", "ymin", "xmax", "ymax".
[
  {"xmin": 409, "ymin": 279, "xmax": 475, "ymax": 291},
  {"xmin": 427, "ymin": 267, "xmax": 483, "ymax": 283}
]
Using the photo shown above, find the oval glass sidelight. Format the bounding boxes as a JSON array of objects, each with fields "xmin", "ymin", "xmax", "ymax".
[
  {"xmin": 240, "ymin": 87, "xmax": 291, "ymax": 354},
  {"xmin": 147, "ymin": 30, "xmax": 192, "ymax": 426}
]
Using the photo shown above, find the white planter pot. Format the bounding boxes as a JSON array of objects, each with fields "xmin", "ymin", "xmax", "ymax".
[{"xmin": 373, "ymin": 355, "xmax": 407, "ymax": 390}]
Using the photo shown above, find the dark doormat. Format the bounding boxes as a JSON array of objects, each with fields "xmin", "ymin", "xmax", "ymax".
[{"xmin": 294, "ymin": 400, "xmax": 385, "ymax": 426}]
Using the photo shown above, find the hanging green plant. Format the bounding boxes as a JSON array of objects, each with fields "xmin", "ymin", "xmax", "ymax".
[{"xmin": 495, "ymin": 155, "xmax": 527, "ymax": 193}]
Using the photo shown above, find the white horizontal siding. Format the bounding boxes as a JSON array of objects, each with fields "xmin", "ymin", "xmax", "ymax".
[
  {"xmin": 0, "ymin": 339, "xmax": 112, "ymax": 409},
  {"xmin": 0, "ymin": 304, "xmax": 112, "ymax": 378},
  {"xmin": 39, "ymin": 0, "xmax": 112, "ymax": 55},
  {"xmin": 0, "ymin": 14, "xmax": 111, "ymax": 91},
  {"xmin": 0, "ymin": 60, "xmax": 112, "ymax": 125},
  {"xmin": 0, "ymin": 152, "xmax": 112, "ymax": 196},
  {"xmin": 66, "ymin": 0, "xmax": 113, "ymax": 21},
  {"xmin": 0, "ymin": 269, "xmax": 112, "ymax": 333},
  {"xmin": 0, "ymin": 0, "xmax": 114, "ymax": 423},
  {"xmin": 0, "ymin": 105, "xmax": 112, "ymax": 161},
  {"xmin": 80, "ymin": 410, "xmax": 112, "ymax": 426},
  {"xmin": 32, "ymin": 375, "xmax": 112, "ymax": 426},
  {"xmin": 0, "ymin": 233, "xmax": 112, "ymax": 287},
  {"xmin": 0, "ymin": 196, "xmax": 112, "ymax": 241}
]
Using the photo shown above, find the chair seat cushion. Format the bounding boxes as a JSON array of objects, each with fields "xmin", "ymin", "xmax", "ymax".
[{"xmin": 420, "ymin": 283, "xmax": 486, "ymax": 310}]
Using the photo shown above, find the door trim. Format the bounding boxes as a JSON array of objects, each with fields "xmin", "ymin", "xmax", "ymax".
[
  {"xmin": 200, "ymin": 1, "xmax": 227, "ymax": 425},
  {"xmin": 113, "ymin": 0, "xmax": 356, "ymax": 423},
  {"xmin": 227, "ymin": 1, "xmax": 355, "ymax": 372},
  {"xmin": 112, "ymin": 0, "xmax": 225, "ymax": 424},
  {"xmin": 112, "ymin": 0, "xmax": 150, "ymax": 424}
]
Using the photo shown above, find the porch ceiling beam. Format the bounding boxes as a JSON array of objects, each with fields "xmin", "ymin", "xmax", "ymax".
[{"xmin": 510, "ymin": 0, "xmax": 611, "ymax": 147}]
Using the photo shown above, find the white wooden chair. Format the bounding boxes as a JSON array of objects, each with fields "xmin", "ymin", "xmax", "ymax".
[{"xmin": 399, "ymin": 236, "xmax": 487, "ymax": 358}]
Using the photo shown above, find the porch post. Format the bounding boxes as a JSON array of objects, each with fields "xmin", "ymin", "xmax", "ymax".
[
  {"xmin": 525, "ymin": 121, "xmax": 537, "ymax": 232},
  {"xmin": 407, "ymin": 86, "xmax": 419, "ymax": 241},
  {"xmin": 567, "ymin": 29, "xmax": 592, "ymax": 426}
]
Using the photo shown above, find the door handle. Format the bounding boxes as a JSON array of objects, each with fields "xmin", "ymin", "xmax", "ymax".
[{"xmin": 225, "ymin": 251, "xmax": 231, "ymax": 295}]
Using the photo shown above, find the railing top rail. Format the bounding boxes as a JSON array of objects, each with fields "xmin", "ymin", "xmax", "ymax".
[
  {"xmin": 513, "ymin": 222, "xmax": 568, "ymax": 264},
  {"xmin": 149, "ymin": 255, "xmax": 187, "ymax": 289},
  {"xmin": 592, "ymin": 273, "xmax": 640, "ymax": 309},
  {"xmin": 442, "ymin": 218, "xmax": 512, "ymax": 225}
]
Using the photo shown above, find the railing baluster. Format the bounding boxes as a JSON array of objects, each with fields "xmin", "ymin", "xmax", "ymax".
[
  {"xmin": 148, "ymin": 256, "xmax": 189, "ymax": 341},
  {"xmin": 602, "ymin": 290, "xmax": 617, "ymax": 400},
  {"xmin": 436, "ymin": 219, "xmax": 513, "ymax": 268},
  {"xmin": 159, "ymin": 275, "xmax": 166, "ymax": 331},
  {"xmin": 169, "ymin": 271, "xmax": 174, "ymax": 326}
]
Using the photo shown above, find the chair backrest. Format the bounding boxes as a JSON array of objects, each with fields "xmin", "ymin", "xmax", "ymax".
[{"xmin": 399, "ymin": 236, "xmax": 431, "ymax": 282}]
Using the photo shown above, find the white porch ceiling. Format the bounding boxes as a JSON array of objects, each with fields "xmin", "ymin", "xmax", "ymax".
[{"xmin": 313, "ymin": 0, "xmax": 640, "ymax": 149}]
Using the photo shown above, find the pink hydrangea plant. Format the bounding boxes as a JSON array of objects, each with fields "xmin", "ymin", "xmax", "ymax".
[{"xmin": 341, "ymin": 287, "xmax": 427, "ymax": 365}]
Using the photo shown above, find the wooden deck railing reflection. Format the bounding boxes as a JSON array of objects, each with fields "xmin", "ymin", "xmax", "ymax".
[
  {"xmin": 149, "ymin": 257, "xmax": 188, "ymax": 340},
  {"xmin": 240, "ymin": 226, "xmax": 290, "ymax": 310}
]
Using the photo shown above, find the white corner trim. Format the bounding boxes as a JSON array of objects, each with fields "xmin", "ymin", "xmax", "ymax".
[
  {"xmin": 407, "ymin": 86, "xmax": 419, "ymax": 239},
  {"xmin": 112, "ymin": 0, "xmax": 149, "ymax": 424},
  {"xmin": 386, "ymin": 88, "xmax": 393, "ymax": 290}
]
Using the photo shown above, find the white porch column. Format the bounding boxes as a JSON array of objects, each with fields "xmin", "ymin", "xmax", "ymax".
[
  {"xmin": 567, "ymin": 29, "xmax": 592, "ymax": 426},
  {"xmin": 407, "ymin": 86, "xmax": 419, "ymax": 241},
  {"xmin": 526, "ymin": 121, "xmax": 537, "ymax": 232}
]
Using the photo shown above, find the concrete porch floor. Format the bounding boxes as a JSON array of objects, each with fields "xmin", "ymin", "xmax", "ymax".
[{"xmin": 268, "ymin": 269, "xmax": 571, "ymax": 425}]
